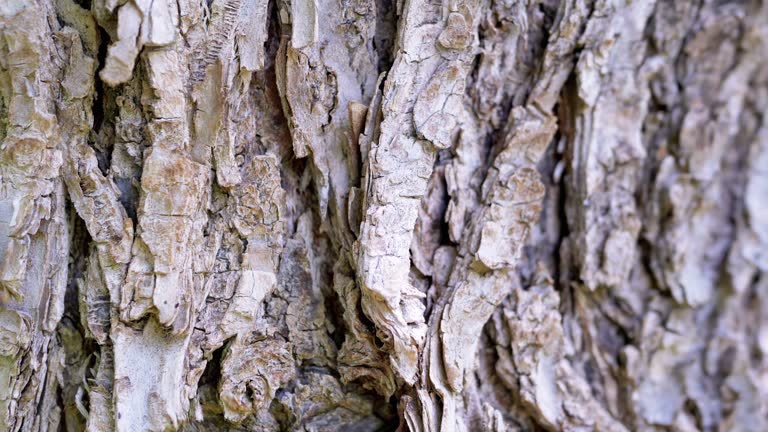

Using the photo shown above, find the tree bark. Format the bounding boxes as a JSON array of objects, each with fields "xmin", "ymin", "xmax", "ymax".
[{"xmin": 0, "ymin": 0, "xmax": 766, "ymax": 430}]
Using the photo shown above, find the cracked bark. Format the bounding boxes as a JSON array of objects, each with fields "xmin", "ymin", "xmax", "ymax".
[{"xmin": 1, "ymin": 0, "xmax": 767, "ymax": 431}]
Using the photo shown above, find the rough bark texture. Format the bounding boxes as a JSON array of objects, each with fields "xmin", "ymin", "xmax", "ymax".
[{"xmin": 0, "ymin": 0, "xmax": 767, "ymax": 431}]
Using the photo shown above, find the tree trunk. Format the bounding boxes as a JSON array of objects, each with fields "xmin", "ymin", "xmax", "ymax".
[{"xmin": 0, "ymin": 0, "xmax": 766, "ymax": 430}]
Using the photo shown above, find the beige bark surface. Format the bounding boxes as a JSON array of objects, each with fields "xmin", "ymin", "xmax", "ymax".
[{"xmin": 0, "ymin": 0, "xmax": 767, "ymax": 431}]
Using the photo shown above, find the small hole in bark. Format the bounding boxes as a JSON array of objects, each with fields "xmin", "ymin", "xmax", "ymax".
[{"xmin": 199, "ymin": 338, "xmax": 233, "ymax": 390}]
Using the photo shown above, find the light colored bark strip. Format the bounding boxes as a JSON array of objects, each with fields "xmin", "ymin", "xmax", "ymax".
[
  {"xmin": 0, "ymin": 3, "xmax": 70, "ymax": 429},
  {"xmin": 356, "ymin": 0, "xmax": 482, "ymax": 386}
]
